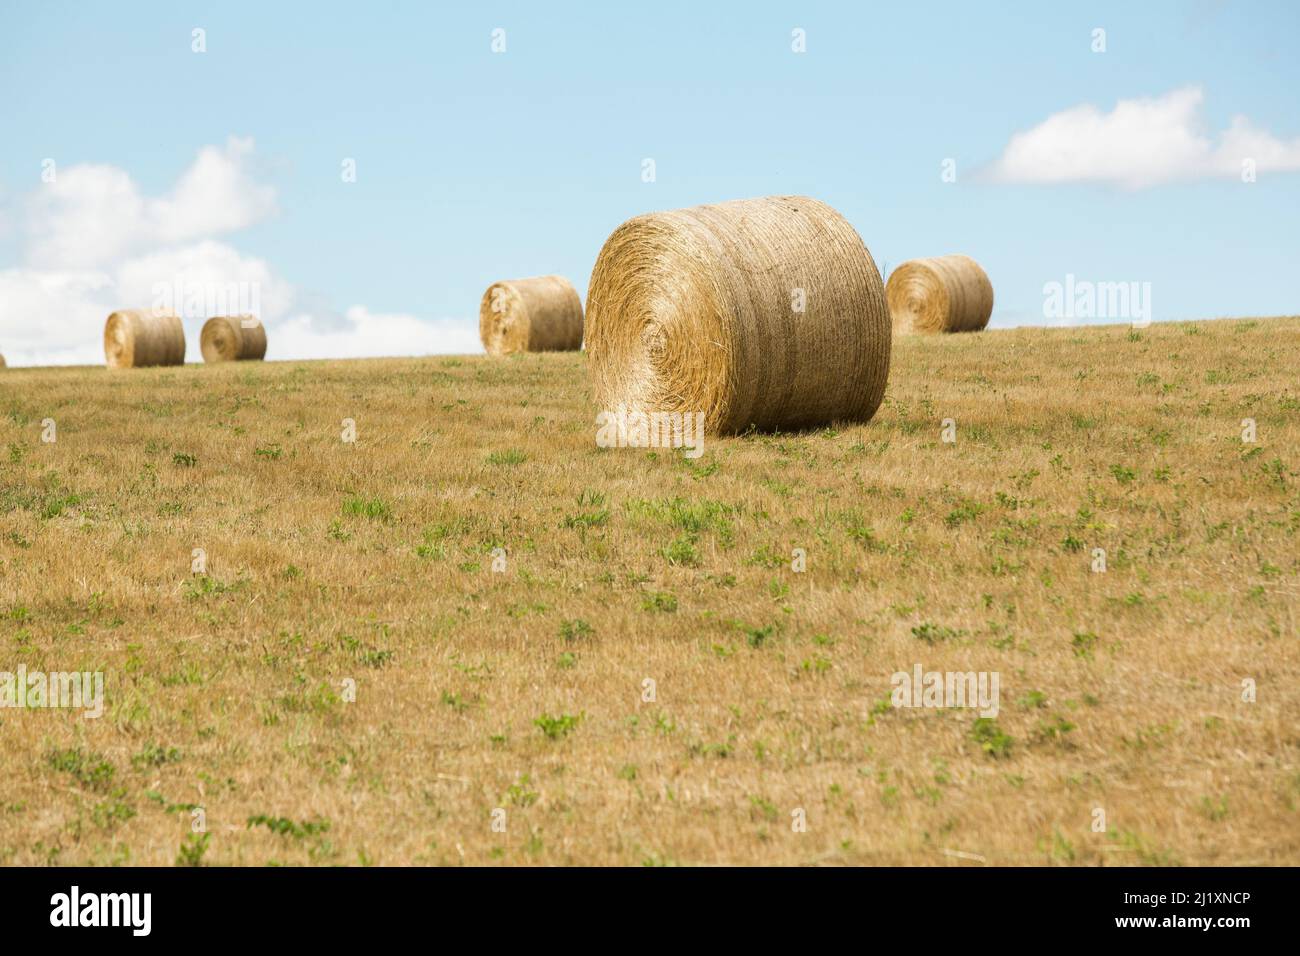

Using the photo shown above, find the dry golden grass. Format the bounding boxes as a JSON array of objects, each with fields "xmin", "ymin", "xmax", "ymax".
[{"xmin": 1, "ymin": 316, "xmax": 1298, "ymax": 866}]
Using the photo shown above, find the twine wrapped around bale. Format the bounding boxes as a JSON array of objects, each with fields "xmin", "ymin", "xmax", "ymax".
[
  {"xmin": 103, "ymin": 310, "xmax": 186, "ymax": 368},
  {"xmin": 479, "ymin": 275, "xmax": 583, "ymax": 356},
  {"xmin": 586, "ymin": 195, "xmax": 891, "ymax": 434},
  {"xmin": 201, "ymin": 315, "xmax": 268, "ymax": 362},
  {"xmin": 886, "ymin": 255, "xmax": 993, "ymax": 335}
]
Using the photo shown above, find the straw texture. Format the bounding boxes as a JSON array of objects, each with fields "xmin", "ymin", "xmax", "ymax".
[
  {"xmin": 479, "ymin": 275, "xmax": 583, "ymax": 356},
  {"xmin": 201, "ymin": 315, "xmax": 268, "ymax": 362},
  {"xmin": 886, "ymin": 254, "xmax": 993, "ymax": 335},
  {"xmin": 586, "ymin": 195, "xmax": 891, "ymax": 434},
  {"xmin": 103, "ymin": 310, "xmax": 186, "ymax": 368}
]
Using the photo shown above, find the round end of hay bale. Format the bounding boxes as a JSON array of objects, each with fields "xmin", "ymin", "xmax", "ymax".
[
  {"xmin": 201, "ymin": 316, "xmax": 267, "ymax": 362},
  {"xmin": 587, "ymin": 215, "xmax": 732, "ymax": 425},
  {"xmin": 887, "ymin": 255, "xmax": 993, "ymax": 335},
  {"xmin": 586, "ymin": 195, "xmax": 890, "ymax": 434},
  {"xmin": 103, "ymin": 311, "xmax": 138, "ymax": 368},
  {"xmin": 479, "ymin": 275, "xmax": 583, "ymax": 356},
  {"xmin": 479, "ymin": 282, "xmax": 528, "ymax": 356},
  {"xmin": 886, "ymin": 262, "xmax": 951, "ymax": 335}
]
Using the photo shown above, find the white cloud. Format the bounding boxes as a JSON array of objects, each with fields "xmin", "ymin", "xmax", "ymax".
[
  {"xmin": 25, "ymin": 164, "xmax": 145, "ymax": 270},
  {"xmin": 275, "ymin": 307, "xmax": 482, "ymax": 360},
  {"xmin": 986, "ymin": 86, "xmax": 1300, "ymax": 188},
  {"xmin": 0, "ymin": 138, "xmax": 477, "ymax": 366},
  {"xmin": 0, "ymin": 268, "xmax": 115, "ymax": 366},
  {"xmin": 24, "ymin": 137, "xmax": 276, "ymax": 270},
  {"xmin": 152, "ymin": 138, "xmax": 276, "ymax": 243},
  {"xmin": 115, "ymin": 241, "xmax": 295, "ymax": 321}
]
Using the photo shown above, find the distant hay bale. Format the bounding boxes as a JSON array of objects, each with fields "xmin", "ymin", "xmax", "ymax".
[
  {"xmin": 886, "ymin": 254, "xmax": 993, "ymax": 335},
  {"xmin": 586, "ymin": 195, "xmax": 890, "ymax": 434},
  {"xmin": 201, "ymin": 315, "xmax": 268, "ymax": 363},
  {"xmin": 103, "ymin": 310, "xmax": 186, "ymax": 368},
  {"xmin": 0, "ymin": 354, "xmax": 6, "ymax": 368},
  {"xmin": 479, "ymin": 275, "xmax": 583, "ymax": 356}
]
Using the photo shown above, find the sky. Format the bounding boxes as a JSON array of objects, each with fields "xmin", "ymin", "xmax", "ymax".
[{"xmin": 1, "ymin": 0, "xmax": 1298, "ymax": 366}]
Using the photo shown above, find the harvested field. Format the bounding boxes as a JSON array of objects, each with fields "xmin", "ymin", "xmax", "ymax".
[{"xmin": 1, "ymin": 316, "xmax": 1297, "ymax": 866}]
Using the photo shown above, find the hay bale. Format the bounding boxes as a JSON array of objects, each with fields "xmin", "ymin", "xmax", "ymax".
[
  {"xmin": 886, "ymin": 254, "xmax": 993, "ymax": 335},
  {"xmin": 201, "ymin": 315, "xmax": 268, "ymax": 363},
  {"xmin": 103, "ymin": 310, "xmax": 186, "ymax": 368},
  {"xmin": 479, "ymin": 275, "xmax": 583, "ymax": 356},
  {"xmin": 586, "ymin": 195, "xmax": 891, "ymax": 434},
  {"xmin": 0, "ymin": 354, "xmax": 6, "ymax": 369}
]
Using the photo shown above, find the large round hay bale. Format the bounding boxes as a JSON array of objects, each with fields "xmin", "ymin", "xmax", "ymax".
[
  {"xmin": 201, "ymin": 315, "xmax": 268, "ymax": 362},
  {"xmin": 886, "ymin": 255, "xmax": 993, "ymax": 335},
  {"xmin": 479, "ymin": 275, "xmax": 583, "ymax": 356},
  {"xmin": 586, "ymin": 195, "xmax": 890, "ymax": 434},
  {"xmin": 103, "ymin": 310, "xmax": 186, "ymax": 368}
]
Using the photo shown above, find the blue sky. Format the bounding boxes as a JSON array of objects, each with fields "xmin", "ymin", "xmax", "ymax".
[{"xmin": 2, "ymin": 0, "xmax": 1298, "ymax": 364}]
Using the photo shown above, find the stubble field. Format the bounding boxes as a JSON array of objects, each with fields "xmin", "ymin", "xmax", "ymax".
[{"xmin": 1, "ymin": 316, "xmax": 1297, "ymax": 866}]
